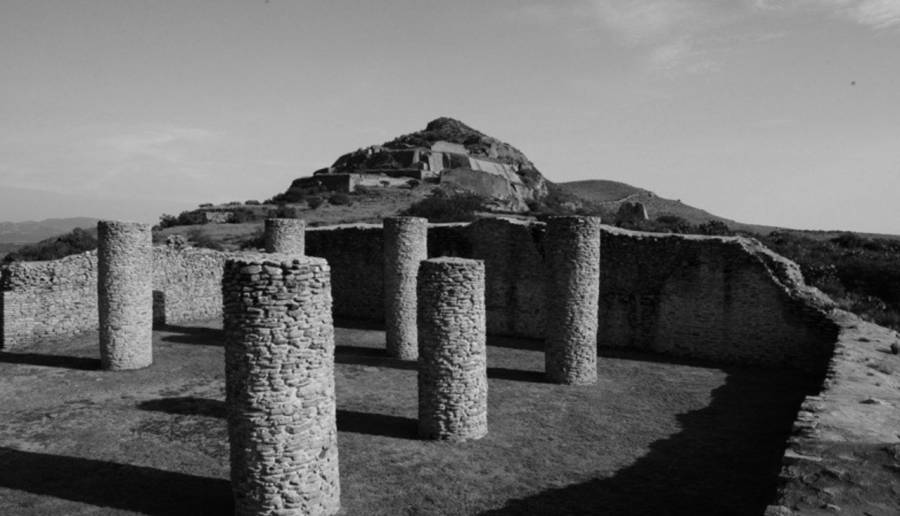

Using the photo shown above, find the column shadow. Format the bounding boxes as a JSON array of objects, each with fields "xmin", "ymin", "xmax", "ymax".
[
  {"xmin": 0, "ymin": 447, "xmax": 231, "ymax": 515},
  {"xmin": 336, "ymin": 410, "xmax": 418, "ymax": 439},
  {"xmin": 158, "ymin": 325, "xmax": 223, "ymax": 346},
  {"xmin": 335, "ymin": 346, "xmax": 417, "ymax": 370},
  {"xmin": 0, "ymin": 351, "xmax": 99, "ymax": 370},
  {"xmin": 137, "ymin": 396, "xmax": 419, "ymax": 440}
]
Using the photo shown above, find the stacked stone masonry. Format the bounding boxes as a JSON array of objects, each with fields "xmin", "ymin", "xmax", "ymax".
[
  {"xmin": 383, "ymin": 217, "xmax": 427, "ymax": 359},
  {"xmin": 1, "ymin": 220, "xmax": 836, "ymax": 374},
  {"xmin": 97, "ymin": 220, "xmax": 153, "ymax": 370},
  {"xmin": 223, "ymin": 253, "xmax": 340, "ymax": 516},
  {"xmin": 417, "ymin": 257, "xmax": 488, "ymax": 441},
  {"xmin": 544, "ymin": 216, "xmax": 602, "ymax": 385},
  {"xmin": 265, "ymin": 218, "xmax": 306, "ymax": 255}
]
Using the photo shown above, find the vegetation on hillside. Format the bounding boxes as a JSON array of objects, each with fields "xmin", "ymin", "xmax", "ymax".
[
  {"xmin": 401, "ymin": 190, "xmax": 489, "ymax": 223},
  {"xmin": 2, "ymin": 227, "xmax": 97, "ymax": 263},
  {"xmin": 759, "ymin": 232, "xmax": 900, "ymax": 332}
]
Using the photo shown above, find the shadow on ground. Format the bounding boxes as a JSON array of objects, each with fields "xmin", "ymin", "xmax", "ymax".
[
  {"xmin": 481, "ymin": 369, "xmax": 819, "ymax": 516},
  {"xmin": 0, "ymin": 352, "xmax": 99, "ymax": 370},
  {"xmin": 0, "ymin": 447, "xmax": 231, "ymax": 516},
  {"xmin": 138, "ymin": 396, "xmax": 418, "ymax": 439},
  {"xmin": 157, "ymin": 325, "xmax": 223, "ymax": 346}
]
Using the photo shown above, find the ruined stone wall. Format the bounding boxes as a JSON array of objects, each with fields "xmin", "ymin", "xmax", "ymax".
[
  {"xmin": 0, "ymin": 219, "xmax": 838, "ymax": 372},
  {"xmin": 223, "ymin": 253, "xmax": 340, "ymax": 515},
  {"xmin": 306, "ymin": 225, "xmax": 385, "ymax": 321},
  {"xmin": 151, "ymin": 247, "xmax": 232, "ymax": 325},
  {"xmin": 599, "ymin": 228, "xmax": 837, "ymax": 372},
  {"xmin": 0, "ymin": 251, "xmax": 98, "ymax": 349},
  {"xmin": 304, "ymin": 220, "xmax": 836, "ymax": 371}
]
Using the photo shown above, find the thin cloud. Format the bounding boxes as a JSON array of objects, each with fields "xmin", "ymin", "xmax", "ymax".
[{"xmin": 753, "ymin": 0, "xmax": 900, "ymax": 30}]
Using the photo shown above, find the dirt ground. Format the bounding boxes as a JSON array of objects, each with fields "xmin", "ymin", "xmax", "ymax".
[{"xmin": 0, "ymin": 320, "xmax": 816, "ymax": 515}]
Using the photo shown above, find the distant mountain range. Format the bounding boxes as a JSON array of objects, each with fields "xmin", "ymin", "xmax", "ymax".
[{"xmin": 0, "ymin": 217, "xmax": 99, "ymax": 244}]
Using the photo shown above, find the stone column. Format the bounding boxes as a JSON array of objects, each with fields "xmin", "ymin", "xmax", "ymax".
[
  {"xmin": 223, "ymin": 254, "xmax": 340, "ymax": 516},
  {"xmin": 97, "ymin": 220, "xmax": 152, "ymax": 370},
  {"xmin": 384, "ymin": 216, "xmax": 427, "ymax": 360},
  {"xmin": 544, "ymin": 216, "xmax": 602, "ymax": 385},
  {"xmin": 417, "ymin": 257, "xmax": 488, "ymax": 441},
  {"xmin": 264, "ymin": 218, "xmax": 306, "ymax": 254}
]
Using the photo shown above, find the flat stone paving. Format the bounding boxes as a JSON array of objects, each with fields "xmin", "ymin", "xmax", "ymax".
[{"xmin": 0, "ymin": 319, "xmax": 815, "ymax": 515}]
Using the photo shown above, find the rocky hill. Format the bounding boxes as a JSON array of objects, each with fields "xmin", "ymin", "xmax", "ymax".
[{"xmin": 273, "ymin": 118, "xmax": 549, "ymax": 212}]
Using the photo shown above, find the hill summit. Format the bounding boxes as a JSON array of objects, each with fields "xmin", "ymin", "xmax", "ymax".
[{"xmin": 276, "ymin": 117, "xmax": 548, "ymax": 211}]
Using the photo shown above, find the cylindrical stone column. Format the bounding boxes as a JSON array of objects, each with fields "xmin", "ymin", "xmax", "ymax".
[
  {"xmin": 417, "ymin": 257, "xmax": 488, "ymax": 441},
  {"xmin": 544, "ymin": 216, "xmax": 602, "ymax": 385},
  {"xmin": 384, "ymin": 216, "xmax": 428, "ymax": 360},
  {"xmin": 223, "ymin": 254, "xmax": 340, "ymax": 516},
  {"xmin": 97, "ymin": 220, "xmax": 152, "ymax": 370},
  {"xmin": 264, "ymin": 218, "xmax": 306, "ymax": 254}
]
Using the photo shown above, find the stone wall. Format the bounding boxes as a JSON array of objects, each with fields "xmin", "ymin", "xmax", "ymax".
[
  {"xmin": 1, "ymin": 219, "xmax": 839, "ymax": 373},
  {"xmin": 599, "ymin": 229, "xmax": 838, "ymax": 372},
  {"xmin": 0, "ymin": 251, "xmax": 98, "ymax": 349},
  {"xmin": 305, "ymin": 220, "xmax": 837, "ymax": 372},
  {"xmin": 151, "ymin": 247, "xmax": 233, "ymax": 326}
]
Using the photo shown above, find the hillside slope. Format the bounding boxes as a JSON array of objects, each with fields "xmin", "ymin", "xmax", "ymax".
[
  {"xmin": 558, "ymin": 180, "xmax": 775, "ymax": 234},
  {"xmin": 0, "ymin": 217, "xmax": 100, "ymax": 244}
]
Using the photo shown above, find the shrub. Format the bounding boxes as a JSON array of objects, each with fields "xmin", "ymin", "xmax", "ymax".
[
  {"xmin": 245, "ymin": 200, "xmax": 260, "ymax": 206},
  {"xmin": 329, "ymin": 193, "xmax": 352, "ymax": 206},
  {"xmin": 307, "ymin": 196, "xmax": 324, "ymax": 209},
  {"xmin": 402, "ymin": 190, "xmax": 487, "ymax": 222},
  {"xmin": 3, "ymin": 227, "xmax": 98, "ymax": 263},
  {"xmin": 697, "ymin": 220, "xmax": 734, "ymax": 236},
  {"xmin": 406, "ymin": 179, "xmax": 420, "ymax": 189},
  {"xmin": 267, "ymin": 205, "xmax": 301, "ymax": 219},
  {"xmin": 229, "ymin": 208, "xmax": 258, "ymax": 224},
  {"xmin": 186, "ymin": 229, "xmax": 224, "ymax": 251}
]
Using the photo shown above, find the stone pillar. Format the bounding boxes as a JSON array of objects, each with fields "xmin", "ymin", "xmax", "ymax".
[
  {"xmin": 544, "ymin": 216, "xmax": 602, "ymax": 385},
  {"xmin": 264, "ymin": 218, "xmax": 306, "ymax": 254},
  {"xmin": 223, "ymin": 254, "xmax": 340, "ymax": 516},
  {"xmin": 97, "ymin": 220, "xmax": 152, "ymax": 370},
  {"xmin": 417, "ymin": 257, "xmax": 488, "ymax": 441},
  {"xmin": 383, "ymin": 216, "xmax": 427, "ymax": 360}
]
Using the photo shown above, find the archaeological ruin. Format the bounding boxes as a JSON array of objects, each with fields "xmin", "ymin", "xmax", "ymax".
[
  {"xmin": 383, "ymin": 216, "xmax": 427, "ymax": 360},
  {"xmin": 223, "ymin": 253, "xmax": 340, "ymax": 515},
  {"xmin": 0, "ymin": 215, "xmax": 897, "ymax": 514},
  {"xmin": 264, "ymin": 217, "xmax": 306, "ymax": 254},
  {"xmin": 96, "ymin": 220, "xmax": 153, "ymax": 371},
  {"xmin": 544, "ymin": 216, "xmax": 602, "ymax": 385},
  {"xmin": 416, "ymin": 257, "xmax": 488, "ymax": 441}
]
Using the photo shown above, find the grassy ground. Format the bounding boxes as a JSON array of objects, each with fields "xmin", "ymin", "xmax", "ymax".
[{"xmin": 0, "ymin": 320, "xmax": 814, "ymax": 515}]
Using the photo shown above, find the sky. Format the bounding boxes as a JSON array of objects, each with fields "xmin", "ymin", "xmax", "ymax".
[{"xmin": 1, "ymin": 0, "xmax": 898, "ymax": 233}]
